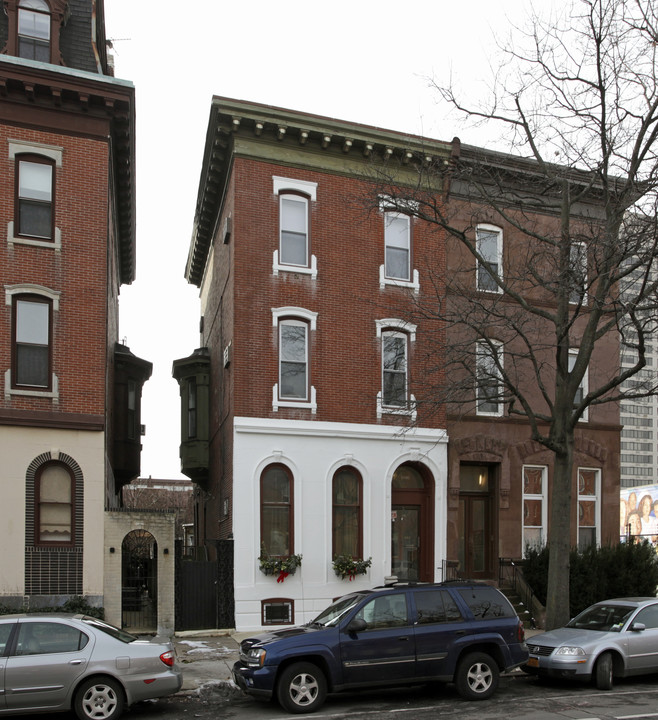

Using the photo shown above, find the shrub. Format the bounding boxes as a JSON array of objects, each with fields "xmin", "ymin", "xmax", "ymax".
[
  {"xmin": 0, "ymin": 596, "xmax": 104, "ymax": 619},
  {"xmin": 523, "ymin": 541, "xmax": 658, "ymax": 619}
]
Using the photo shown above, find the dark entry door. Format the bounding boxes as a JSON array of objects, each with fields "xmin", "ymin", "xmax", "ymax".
[
  {"xmin": 391, "ymin": 504, "xmax": 421, "ymax": 581},
  {"xmin": 458, "ymin": 495, "xmax": 490, "ymax": 578}
]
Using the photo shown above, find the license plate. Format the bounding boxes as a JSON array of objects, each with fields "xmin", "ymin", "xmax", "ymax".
[{"xmin": 527, "ymin": 657, "xmax": 539, "ymax": 668}]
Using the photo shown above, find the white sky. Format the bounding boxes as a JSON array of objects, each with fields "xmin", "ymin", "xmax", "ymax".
[{"xmin": 103, "ymin": 0, "xmax": 544, "ymax": 480}]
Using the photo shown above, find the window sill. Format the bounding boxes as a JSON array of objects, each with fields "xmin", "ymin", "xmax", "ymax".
[
  {"xmin": 7, "ymin": 221, "xmax": 61, "ymax": 250},
  {"xmin": 273, "ymin": 250, "xmax": 317, "ymax": 279},
  {"xmin": 272, "ymin": 384, "xmax": 317, "ymax": 413},
  {"xmin": 4, "ymin": 370, "xmax": 59, "ymax": 401},
  {"xmin": 376, "ymin": 391, "xmax": 416, "ymax": 421},
  {"xmin": 379, "ymin": 266, "xmax": 419, "ymax": 293}
]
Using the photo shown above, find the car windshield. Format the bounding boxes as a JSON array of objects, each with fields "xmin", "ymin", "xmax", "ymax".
[
  {"xmin": 566, "ymin": 604, "xmax": 635, "ymax": 632},
  {"xmin": 82, "ymin": 617, "xmax": 137, "ymax": 643},
  {"xmin": 311, "ymin": 593, "xmax": 368, "ymax": 627}
]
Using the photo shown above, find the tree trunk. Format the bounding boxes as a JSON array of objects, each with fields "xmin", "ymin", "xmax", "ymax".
[{"xmin": 545, "ymin": 440, "xmax": 574, "ymax": 629}]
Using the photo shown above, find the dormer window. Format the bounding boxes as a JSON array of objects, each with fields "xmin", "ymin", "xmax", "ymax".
[{"xmin": 18, "ymin": 0, "xmax": 50, "ymax": 62}]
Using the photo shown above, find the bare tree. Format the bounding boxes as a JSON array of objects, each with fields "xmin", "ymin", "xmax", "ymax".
[{"xmin": 369, "ymin": 0, "xmax": 658, "ymax": 628}]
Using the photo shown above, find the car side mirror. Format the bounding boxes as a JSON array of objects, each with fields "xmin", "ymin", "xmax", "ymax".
[
  {"xmin": 346, "ymin": 617, "xmax": 367, "ymax": 634},
  {"xmin": 631, "ymin": 622, "xmax": 646, "ymax": 632}
]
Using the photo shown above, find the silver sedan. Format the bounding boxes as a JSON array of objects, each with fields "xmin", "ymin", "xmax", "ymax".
[
  {"xmin": 523, "ymin": 597, "xmax": 658, "ymax": 690},
  {"xmin": 0, "ymin": 613, "xmax": 182, "ymax": 720}
]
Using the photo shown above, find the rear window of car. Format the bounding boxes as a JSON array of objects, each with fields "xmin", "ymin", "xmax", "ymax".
[
  {"xmin": 457, "ymin": 587, "xmax": 515, "ymax": 619},
  {"xmin": 82, "ymin": 617, "xmax": 137, "ymax": 643}
]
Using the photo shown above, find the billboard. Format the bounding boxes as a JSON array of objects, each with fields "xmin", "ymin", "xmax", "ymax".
[{"xmin": 620, "ymin": 485, "xmax": 658, "ymax": 541}]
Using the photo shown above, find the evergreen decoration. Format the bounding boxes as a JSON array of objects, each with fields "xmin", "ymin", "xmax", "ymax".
[
  {"xmin": 259, "ymin": 550, "xmax": 302, "ymax": 583},
  {"xmin": 333, "ymin": 555, "xmax": 372, "ymax": 580}
]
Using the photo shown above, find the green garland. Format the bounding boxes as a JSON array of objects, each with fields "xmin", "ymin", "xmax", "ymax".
[
  {"xmin": 259, "ymin": 551, "xmax": 302, "ymax": 582},
  {"xmin": 333, "ymin": 555, "xmax": 372, "ymax": 580}
]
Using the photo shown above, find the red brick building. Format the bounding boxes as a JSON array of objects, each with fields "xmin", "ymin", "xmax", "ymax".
[
  {"xmin": 0, "ymin": 0, "xmax": 151, "ymax": 613},
  {"xmin": 176, "ymin": 98, "xmax": 620, "ymax": 631}
]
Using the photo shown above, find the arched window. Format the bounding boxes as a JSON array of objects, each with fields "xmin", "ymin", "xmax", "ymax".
[
  {"xmin": 35, "ymin": 461, "xmax": 73, "ymax": 545},
  {"xmin": 18, "ymin": 0, "xmax": 50, "ymax": 62},
  {"xmin": 260, "ymin": 464, "xmax": 293, "ymax": 557},
  {"xmin": 332, "ymin": 467, "xmax": 363, "ymax": 558}
]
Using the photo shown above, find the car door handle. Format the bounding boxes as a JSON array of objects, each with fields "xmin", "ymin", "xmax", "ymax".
[
  {"xmin": 69, "ymin": 660, "xmax": 83, "ymax": 665},
  {"xmin": 398, "ymin": 636, "xmax": 410, "ymax": 641},
  {"xmin": 455, "ymin": 630, "xmax": 467, "ymax": 636}
]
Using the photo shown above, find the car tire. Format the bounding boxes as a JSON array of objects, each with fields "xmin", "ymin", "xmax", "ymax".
[
  {"xmin": 74, "ymin": 677, "xmax": 125, "ymax": 720},
  {"xmin": 595, "ymin": 652, "xmax": 614, "ymax": 691},
  {"xmin": 455, "ymin": 651, "xmax": 499, "ymax": 700},
  {"xmin": 277, "ymin": 662, "xmax": 327, "ymax": 713}
]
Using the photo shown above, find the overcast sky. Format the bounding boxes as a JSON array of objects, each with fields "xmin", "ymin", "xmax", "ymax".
[{"xmin": 103, "ymin": 0, "xmax": 546, "ymax": 480}]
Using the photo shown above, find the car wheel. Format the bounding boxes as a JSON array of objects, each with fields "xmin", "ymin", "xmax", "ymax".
[
  {"xmin": 74, "ymin": 677, "xmax": 125, "ymax": 720},
  {"xmin": 595, "ymin": 652, "xmax": 614, "ymax": 691},
  {"xmin": 455, "ymin": 651, "xmax": 500, "ymax": 700},
  {"xmin": 277, "ymin": 662, "xmax": 327, "ymax": 714}
]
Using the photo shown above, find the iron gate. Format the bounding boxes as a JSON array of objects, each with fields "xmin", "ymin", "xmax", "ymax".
[{"xmin": 122, "ymin": 529, "xmax": 157, "ymax": 632}]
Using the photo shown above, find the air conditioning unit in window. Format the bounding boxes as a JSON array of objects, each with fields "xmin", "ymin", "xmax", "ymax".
[
  {"xmin": 223, "ymin": 215, "xmax": 232, "ymax": 244},
  {"xmin": 223, "ymin": 342, "xmax": 232, "ymax": 368}
]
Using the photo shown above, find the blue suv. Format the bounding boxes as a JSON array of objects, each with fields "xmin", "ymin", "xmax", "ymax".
[{"xmin": 232, "ymin": 581, "xmax": 528, "ymax": 713}]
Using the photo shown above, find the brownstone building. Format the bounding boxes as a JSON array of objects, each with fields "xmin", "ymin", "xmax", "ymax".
[
  {"xmin": 176, "ymin": 98, "xmax": 620, "ymax": 631},
  {"xmin": 0, "ymin": 0, "xmax": 151, "ymax": 613}
]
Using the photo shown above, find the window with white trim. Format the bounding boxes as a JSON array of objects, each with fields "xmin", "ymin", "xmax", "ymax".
[
  {"xmin": 17, "ymin": 154, "xmax": 54, "ymax": 240},
  {"xmin": 569, "ymin": 348, "xmax": 588, "ymax": 421},
  {"xmin": 569, "ymin": 241, "xmax": 587, "ymax": 304},
  {"xmin": 272, "ymin": 176, "xmax": 318, "ymax": 278},
  {"xmin": 279, "ymin": 319, "xmax": 308, "ymax": 400},
  {"xmin": 578, "ymin": 467, "xmax": 600, "ymax": 550},
  {"xmin": 384, "ymin": 212, "xmax": 411, "ymax": 281},
  {"xmin": 476, "ymin": 224, "xmax": 502, "ymax": 292},
  {"xmin": 522, "ymin": 465, "xmax": 547, "ymax": 554},
  {"xmin": 476, "ymin": 339, "xmax": 503, "ymax": 416},
  {"xmin": 382, "ymin": 331, "xmax": 408, "ymax": 408},
  {"xmin": 13, "ymin": 294, "xmax": 51, "ymax": 389}
]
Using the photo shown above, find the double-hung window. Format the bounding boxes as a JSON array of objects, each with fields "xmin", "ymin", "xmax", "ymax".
[
  {"xmin": 261, "ymin": 464, "xmax": 293, "ymax": 557},
  {"xmin": 578, "ymin": 468, "xmax": 600, "ymax": 550},
  {"xmin": 569, "ymin": 241, "xmax": 587, "ymax": 304},
  {"xmin": 36, "ymin": 461, "xmax": 73, "ymax": 545},
  {"xmin": 569, "ymin": 348, "xmax": 588, "ymax": 420},
  {"xmin": 18, "ymin": 0, "xmax": 50, "ymax": 62},
  {"xmin": 279, "ymin": 193, "xmax": 309, "ymax": 267},
  {"xmin": 384, "ymin": 212, "xmax": 411, "ymax": 281},
  {"xmin": 279, "ymin": 319, "xmax": 308, "ymax": 401},
  {"xmin": 382, "ymin": 331, "xmax": 408, "ymax": 407},
  {"xmin": 16, "ymin": 154, "xmax": 54, "ymax": 239},
  {"xmin": 476, "ymin": 339, "xmax": 503, "ymax": 416},
  {"xmin": 522, "ymin": 466, "xmax": 547, "ymax": 554},
  {"xmin": 13, "ymin": 295, "xmax": 51, "ymax": 389},
  {"xmin": 476, "ymin": 224, "xmax": 502, "ymax": 292},
  {"xmin": 332, "ymin": 467, "xmax": 363, "ymax": 559}
]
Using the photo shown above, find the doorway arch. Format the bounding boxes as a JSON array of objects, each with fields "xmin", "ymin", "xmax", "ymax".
[
  {"xmin": 391, "ymin": 462, "xmax": 434, "ymax": 582},
  {"xmin": 121, "ymin": 529, "xmax": 157, "ymax": 632}
]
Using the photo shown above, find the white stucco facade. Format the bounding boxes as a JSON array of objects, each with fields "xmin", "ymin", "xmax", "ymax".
[
  {"xmin": 0, "ymin": 426, "xmax": 105, "ymax": 604},
  {"xmin": 232, "ymin": 417, "xmax": 448, "ymax": 631}
]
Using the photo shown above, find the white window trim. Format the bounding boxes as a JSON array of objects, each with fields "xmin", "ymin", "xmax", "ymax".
[
  {"xmin": 522, "ymin": 465, "xmax": 547, "ymax": 556},
  {"xmin": 379, "ymin": 328, "xmax": 414, "ymax": 416},
  {"xmin": 8, "ymin": 140, "xmax": 63, "ymax": 166},
  {"xmin": 5, "ymin": 283, "xmax": 60, "ymax": 310},
  {"xmin": 272, "ymin": 383, "xmax": 317, "ymax": 414},
  {"xmin": 273, "ymin": 176, "xmax": 317, "ymax": 201},
  {"xmin": 272, "ymin": 306, "xmax": 317, "ymax": 330},
  {"xmin": 376, "ymin": 390, "xmax": 417, "ymax": 420},
  {"xmin": 476, "ymin": 339, "xmax": 503, "ymax": 417},
  {"xmin": 375, "ymin": 318, "xmax": 416, "ymax": 342},
  {"xmin": 8, "ymin": 141, "xmax": 62, "ymax": 249},
  {"xmin": 273, "ymin": 249, "xmax": 318, "ymax": 278},
  {"xmin": 569, "ymin": 348, "xmax": 589, "ymax": 422},
  {"xmin": 379, "ymin": 265, "xmax": 420, "ymax": 293},
  {"xmin": 4, "ymin": 368, "xmax": 59, "ymax": 400},
  {"xmin": 577, "ymin": 467, "xmax": 601, "ymax": 549},
  {"xmin": 476, "ymin": 223, "xmax": 503, "ymax": 293}
]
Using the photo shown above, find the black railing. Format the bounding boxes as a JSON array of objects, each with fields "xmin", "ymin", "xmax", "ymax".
[{"xmin": 499, "ymin": 558, "xmax": 539, "ymax": 629}]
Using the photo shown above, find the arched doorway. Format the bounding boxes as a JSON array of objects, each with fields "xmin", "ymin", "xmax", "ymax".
[
  {"xmin": 121, "ymin": 530, "xmax": 157, "ymax": 632},
  {"xmin": 391, "ymin": 463, "xmax": 434, "ymax": 582}
]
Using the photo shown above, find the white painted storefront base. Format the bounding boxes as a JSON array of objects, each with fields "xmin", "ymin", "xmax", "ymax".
[{"xmin": 233, "ymin": 417, "xmax": 448, "ymax": 632}]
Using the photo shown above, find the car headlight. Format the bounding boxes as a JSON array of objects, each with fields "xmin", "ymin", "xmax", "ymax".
[
  {"xmin": 246, "ymin": 647, "xmax": 266, "ymax": 668},
  {"xmin": 555, "ymin": 646, "xmax": 586, "ymax": 656}
]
